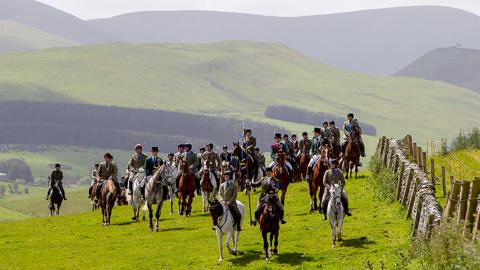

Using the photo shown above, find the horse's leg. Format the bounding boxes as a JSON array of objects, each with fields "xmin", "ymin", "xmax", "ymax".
[
  {"xmin": 338, "ymin": 216, "xmax": 343, "ymax": 242},
  {"xmin": 308, "ymin": 182, "xmax": 314, "ymax": 213},
  {"xmin": 148, "ymin": 203, "xmax": 154, "ymax": 231},
  {"xmin": 281, "ymin": 188, "xmax": 286, "ymax": 206},
  {"xmin": 170, "ymin": 188, "xmax": 174, "ymax": 215},
  {"xmin": 216, "ymin": 230, "xmax": 224, "ymax": 262},
  {"xmin": 57, "ymin": 204, "xmax": 60, "ymax": 216},
  {"xmin": 273, "ymin": 232, "xmax": 279, "ymax": 255},
  {"xmin": 331, "ymin": 219, "xmax": 336, "ymax": 248},
  {"xmin": 179, "ymin": 194, "xmax": 184, "ymax": 215},
  {"xmin": 269, "ymin": 232, "xmax": 274, "ymax": 255},
  {"xmin": 226, "ymin": 231, "xmax": 233, "ymax": 255},
  {"xmin": 344, "ymin": 161, "xmax": 349, "ymax": 180},
  {"xmin": 155, "ymin": 199, "xmax": 162, "ymax": 232},
  {"xmin": 355, "ymin": 163, "xmax": 358, "ymax": 179},
  {"xmin": 262, "ymin": 231, "xmax": 269, "ymax": 260},
  {"xmin": 187, "ymin": 192, "xmax": 194, "ymax": 216},
  {"xmin": 233, "ymin": 230, "xmax": 240, "ymax": 256},
  {"xmin": 201, "ymin": 191, "xmax": 206, "ymax": 213}
]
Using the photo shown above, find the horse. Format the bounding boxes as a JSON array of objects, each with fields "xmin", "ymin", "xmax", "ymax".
[
  {"xmin": 296, "ymin": 143, "xmax": 311, "ymax": 181},
  {"xmin": 99, "ymin": 177, "xmax": 118, "ymax": 226},
  {"xmin": 178, "ymin": 159, "xmax": 196, "ymax": 216},
  {"xmin": 327, "ymin": 184, "xmax": 345, "ymax": 248},
  {"xmin": 309, "ymin": 150, "xmax": 328, "ymax": 213},
  {"xmin": 48, "ymin": 182, "xmax": 63, "ymax": 216},
  {"xmin": 259, "ymin": 192, "xmax": 281, "ymax": 260},
  {"xmin": 272, "ymin": 152, "xmax": 290, "ymax": 206},
  {"xmin": 343, "ymin": 132, "xmax": 361, "ymax": 179},
  {"xmin": 200, "ymin": 162, "xmax": 217, "ymax": 213},
  {"xmin": 141, "ymin": 165, "xmax": 166, "ymax": 232},
  {"xmin": 90, "ymin": 181, "xmax": 99, "ymax": 211},
  {"xmin": 232, "ymin": 143, "xmax": 256, "ymax": 191},
  {"xmin": 208, "ymin": 199, "xmax": 245, "ymax": 262},
  {"xmin": 131, "ymin": 169, "xmax": 146, "ymax": 221},
  {"xmin": 162, "ymin": 163, "xmax": 178, "ymax": 215}
]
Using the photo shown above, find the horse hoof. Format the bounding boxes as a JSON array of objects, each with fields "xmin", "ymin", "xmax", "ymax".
[
  {"xmin": 132, "ymin": 217, "xmax": 136, "ymax": 221},
  {"xmin": 265, "ymin": 257, "xmax": 269, "ymax": 261},
  {"xmin": 149, "ymin": 227, "xmax": 153, "ymax": 232},
  {"xmin": 232, "ymin": 250, "xmax": 237, "ymax": 256},
  {"xmin": 273, "ymin": 249, "xmax": 278, "ymax": 255},
  {"xmin": 142, "ymin": 216, "xmax": 146, "ymax": 221},
  {"xmin": 155, "ymin": 228, "xmax": 159, "ymax": 232},
  {"xmin": 338, "ymin": 237, "xmax": 343, "ymax": 242},
  {"xmin": 218, "ymin": 258, "xmax": 223, "ymax": 263},
  {"xmin": 170, "ymin": 212, "xmax": 173, "ymax": 215}
]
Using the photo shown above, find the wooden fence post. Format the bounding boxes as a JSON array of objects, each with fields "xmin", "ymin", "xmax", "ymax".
[
  {"xmin": 382, "ymin": 139, "xmax": 390, "ymax": 167},
  {"xmin": 422, "ymin": 152, "xmax": 427, "ymax": 173},
  {"xmin": 396, "ymin": 161, "xmax": 405, "ymax": 201},
  {"xmin": 417, "ymin": 146, "xmax": 423, "ymax": 167},
  {"xmin": 379, "ymin": 136, "xmax": 386, "ymax": 157},
  {"xmin": 393, "ymin": 155, "xmax": 400, "ymax": 173},
  {"xmin": 473, "ymin": 207, "xmax": 480, "ymax": 241},
  {"xmin": 402, "ymin": 169, "xmax": 414, "ymax": 205},
  {"xmin": 406, "ymin": 177, "xmax": 420, "ymax": 219},
  {"xmin": 376, "ymin": 137, "xmax": 382, "ymax": 156},
  {"xmin": 406, "ymin": 135, "xmax": 413, "ymax": 157},
  {"xmin": 388, "ymin": 149, "xmax": 395, "ymax": 168},
  {"xmin": 463, "ymin": 177, "xmax": 480, "ymax": 236},
  {"xmin": 411, "ymin": 195, "xmax": 424, "ymax": 238},
  {"xmin": 444, "ymin": 180, "xmax": 462, "ymax": 220},
  {"xmin": 441, "ymin": 166, "xmax": 447, "ymax": 197},
  {"xmin": 457, "ymin": 181, "xmax": 470, "ymax": 224}
]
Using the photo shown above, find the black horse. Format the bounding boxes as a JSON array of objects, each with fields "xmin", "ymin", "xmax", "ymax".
[
  {"xmin": 232, "ymin": 142, "xmax": 256, "ymax": 191},
  {"xmin": 49, "ymin": 183, "xmax": 63, "ymax": 216}
]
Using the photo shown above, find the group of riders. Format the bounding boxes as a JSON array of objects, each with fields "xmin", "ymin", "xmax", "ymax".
[{"xmin": 45, "ymin": 113, "xmax": 365, "ymax": 227}]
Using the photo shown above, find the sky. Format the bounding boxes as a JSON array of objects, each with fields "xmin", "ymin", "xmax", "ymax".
[{"xmin": 36, "ymin": 0, "xmax": 480, "ymax": 19}]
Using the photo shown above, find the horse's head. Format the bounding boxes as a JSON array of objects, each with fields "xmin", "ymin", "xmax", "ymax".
[
  {"xmin": 330, "ymin": 184, "xmax": 343, "ymax": 209},
  {"xmin": 208, "ymin": 199, "xmax": 223, "ymax": 226},
  {"xmin": 276, "ymin": 151, "xmax": 286, "ymax": 165},
  {"xmin": 349, "ymin": 131, "xmax": 360, "ymax": 143},
  {"xmin": 180, "ymin": 158, "xmax": 189, "ymax": 172}
]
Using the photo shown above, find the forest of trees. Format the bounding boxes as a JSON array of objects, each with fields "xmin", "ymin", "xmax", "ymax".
[
  {"xmin": 452, "ymin": 127, "xmax": 480, "ymax": 151},
  {"xmin": 264, "ymin": 105, "xmax": 377, "ymax": 136},
  {"xmin": 0, "ymin": 159, "xmax": 34, "ymax": 183},
  {"xmin": 0, "ymin": 101, "xmax": 287, "ymax": 151}
]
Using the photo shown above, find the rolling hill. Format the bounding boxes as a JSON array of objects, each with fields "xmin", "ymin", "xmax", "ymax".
[
  {"xmin": 0, "ymin": 0, "xmax": 111, "ymax": 44},
  {"xmin": 90, "ymin": 6, "xmax": 480, "ymax": 74},
  {"xmin": 0, "ymin": 20, "xmax": 77, "ymax": 53},
  {"xmin": 0, "ymin": 41, "xmax": 478, "ymax": 146},
  {"xmin": 395, "ymin": 47, "xmax": 480, "ymax": 94}
]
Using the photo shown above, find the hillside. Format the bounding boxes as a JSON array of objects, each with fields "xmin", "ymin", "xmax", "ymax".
[
  {"xmin": 0, "ymin": 20, "xmax": 77, "ymax": 53},
  {"xmin": 0, "ymin": 0, "xmax": 111, "ymax": 43},
  {"xmin": 0, "ymin": 178, "xmax": 412, "ymax": 269},
  {"xmin": 90, "ymin": 6, "xmax": 480, "ymax": 74},
  {"xmin": 0, "ymin": 42, "xmax": 478, "ymax": 146},
  {"xmin": 395, "ymin": 47, "xmax": 480, "ymax": 94}
]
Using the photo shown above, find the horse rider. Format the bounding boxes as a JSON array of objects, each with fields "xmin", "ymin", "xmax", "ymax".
[
  {"xmin": 88, "ymin": 163, "xmax": 99, "ymax": 198},
  {"xmin": 177, "ymin": 143, "xmax": 199, "ymax": 190},
  {"xmin": 291, "ymin": 134, "xmax": 299, "ymax": 154},
  {"xmin": 217, "ymin": 170, "xmax": 242, "ymax": 231},
  {"xmin": 196, "ymin": 147, "xmax": 205, "ymax": 194},
  {"xmin": 269, "ymin": 133, "xmax": 293, "ymax": 180},
  {"xmin": 321, "ymin": 121, "xmax": 331, "ymax": 145},
  {"xmin": 243, "ymin": 129, "xmax": 259, "ymax": 178},
  {"xmin": 220, "ymin": 145, "xmax": 232, "ymax": 163},
  {"xmin": 329, "ymin": 121, "xmax": 342, "ymax": 156},
  {"xmin": 248, "ymin": 167, "xmax": 287, "ymax": 226},
  {"xmin": 322, "ymin": 159, "xmax": 351, "ymax": 220},
  {"xmin": 127, "ymin": 144, "xmax": 148, "ymax": 195},
  {"xmin": 95, "ymin": 152, "xmax": 121, "ymax": 202},
  {"xmin": 343, "ymin": 113, "xmax": 366, "ymax": 157},
  {"xmin": 144, "ymin": 146, "xmax": 164, "ymax": 200},
  {"xmin": 297, "ymin": 132, "xmax": 312, "ymax": 158},
  {"xmin": 254, "ymin": 147, "xmax": 266, "ymax": 175},
  {"xmin": 283, "ymin": 134, "xmax": 296, "ymax": 171},
  {"xmin": 202, "ymin": 143, "xmax": 222, "ymax": 189},
  {"xmin": 306, "ymin": 127, "xmax": 322, "ymax": 182},
  {"xmin": 46, "ymin": 163, "xmax": 66, "ymax": 200},
  {"xmin": 173, "ymin": 144, "xmax": 185, "ymax": 169},
  {"xmin": 165, "ymin": 153, "xmax": 175, "ymax": 167}
]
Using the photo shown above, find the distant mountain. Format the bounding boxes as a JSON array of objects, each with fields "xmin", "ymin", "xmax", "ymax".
[
  {"xmin": 90, "ymin": 6, "xmax": 480, "ymax": 75},
  {"xmin": 394, "ymin": 47, "xmax": 480, "ymax": 94},
  {"xmin": 0, "ymin": 20, "xmax": 77, "ymax": 53},
  {"xmin": 0, "ymin": 0, "xmax": 111, "ymax": 43},
  {"xmin": 0, "ymin": 41, "xmax": 478, "ymax": 142}
]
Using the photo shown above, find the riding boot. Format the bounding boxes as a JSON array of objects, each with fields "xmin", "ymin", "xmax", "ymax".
[
  {"xmin": 88, "ymin": 186, "xmax": 92, "ymax": 198},
  {"xmin": 342, "ymin": 196, "xmax": 352, "ymax": 216},
  {"xmin": 113, "ymin": 181, "xmax": 121, "ymax": 198},
  {"xmin": 140, "ymin": 185, "xmax": 145, "ymax": 200},
  {"xmin": 279, "ymin": 208, "xmax": 286, "ymax": 224},
  {"xmin": 46, "ymin": 189, "xmax": 50, "ymax": 200},
  {"xmin": 306, "ymin": 166, "xmax": 312, "ymax": 182},
  {"xmin": 128, "ymin": 180, "xmax": 133, "ymax": 195},
  {"xmin": 322, "ymin": 205, "xmax": 327, "ymax": 220},
  {"xmin": 95, "ymin": 183, "xmax": 103, "ymax": 202},
  {"xmin": 59, "ymin": 184, "xmax": 67, "ymax": 200}
]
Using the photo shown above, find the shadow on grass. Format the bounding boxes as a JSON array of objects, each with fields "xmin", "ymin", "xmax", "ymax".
[
  {"xmin": 340, "ymin": 236, "xmax": 376, "ymax": 248},
  {"xmin": 160, "ymin": 226, "xmax": 194, "ymax": 232},
  {"xmin": 275, "ymin": 252, "xmax": 314, "ymax": 266},
  {"xmin": 229, "ymin": 250, "xmax": 263, "ymax": 266}
]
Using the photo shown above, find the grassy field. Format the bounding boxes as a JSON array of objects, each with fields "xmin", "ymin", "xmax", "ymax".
[
  {"xmin": 0, "ymin": 41, "xmax": 478, "ymax": 144},
  {"xmin": 0, "ymin": 145, "xmax": 134, "ymax": 180},
  {"xmin": 0, "ymin": 174, "xmax": 412, "ymax": 270}
]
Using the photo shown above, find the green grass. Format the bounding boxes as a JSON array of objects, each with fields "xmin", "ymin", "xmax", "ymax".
[
  {"xmin": 0, "ymin": 20, "xmax": 77, "ymax": 50},
  {"xmin": 0, "ymin": 174, "xmax": 412, "ymax": 269},
  {"xmin": 0, "ymin": 145, "xmax": 134, "ymax": 180},
  {"xmin": 0, "ymin": 41, "xmax": 478, "ymax": 145}
]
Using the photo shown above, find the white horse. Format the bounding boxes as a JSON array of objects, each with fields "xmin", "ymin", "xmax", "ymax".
[
  {"xmin": 327, "ymin": 184, "xmax": 345, "ymax": 248},
  {"xmin": 131, "ymin": 169, "xmax": 146, "ymax": 221},
  {"xmin": 200, "ymin": 163, "xmax": 218, "ymax": 213},
  {"xmin": 162, "ymin": 163, "xmax": 178, "ymax": 215},
  {"xmin": 142, "ymin": 166, "xmax": 166, "ymax": 232},
  {"xmin": 208, "ymin": 200, "xmax": 244, "ymax": 262}
]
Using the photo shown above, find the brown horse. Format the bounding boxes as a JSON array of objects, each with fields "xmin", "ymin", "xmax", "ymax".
[
  {"xmin": 259, "ymin": 192, "xmax": 280, "ymax": 260},
  {"xmin": 309, "ymin": 148, "xmax": 329, "ymax": 213},
  {"xmin": 99, "ymin": 177, "xmax": 117, "ymax": 226},
  {"xmin": 232, "ymin": 143, "xmax": 256, "ymax": 191},
  {"xmin": 179, "ymin": 159, "xmax": 196, "ymax": 216},
  {"xmin": 200, "ymin": 164, "xmax": 216, "ymax": 213},
  {"xmin": 90, "ymin": 181, "xmax": 99, "ymax": 211},
  {"xmin": 117, "ymin": 187, "xmax": 129, "ymax": 206},
  {"xmin": 343, "ymin": 132, "xmax": 361, "ymax": 179},
  {"xmin": 272, "ymin": 152, "xmax": 290, "ymax": 206},
  {"xmin": 296, "ymin": 143, "xmax": 311, "ymax": 182}
]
